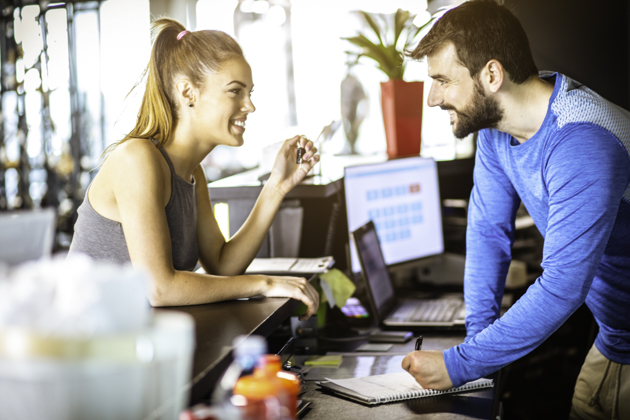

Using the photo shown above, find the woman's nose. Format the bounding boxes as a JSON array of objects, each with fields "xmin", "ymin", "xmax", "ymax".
[{"xmin": 243, "ymin": 96, "xmax": 256, "ymax": 113}]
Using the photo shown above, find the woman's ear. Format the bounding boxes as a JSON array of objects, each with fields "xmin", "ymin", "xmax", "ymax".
[{"xmin": 175, "ymin": 79, "xmax": 196, "ymax": 107}]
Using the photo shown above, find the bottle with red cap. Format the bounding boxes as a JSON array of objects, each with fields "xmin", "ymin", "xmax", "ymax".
[
  {"xmin": 257, "ymin": 355, "xmax": 301, "ymax": 420},
  {"xmin": 190, "ymin": 334, "xmax": 269, "ymax": 420},
  {"xmin": 233, "ymin": 354, "xmax": 301, "ymax": 420},
  {"xmin": 233, "ymin": 361, "xmax": 283, "ymax": 420}
]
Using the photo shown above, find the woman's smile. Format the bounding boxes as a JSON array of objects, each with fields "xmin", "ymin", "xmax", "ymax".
[{"xmin": 230, "ymin": 118, "xmax": 246, "ymax": 133}]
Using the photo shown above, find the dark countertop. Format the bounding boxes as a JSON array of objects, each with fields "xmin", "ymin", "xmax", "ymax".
[
  {"xmin": 302, "ymin": 380, "xmax": 496, "ymax": 420},
  {"xmin": 297, "ymin": 331, "xmax": 499, "ymax": 419},
  {"xmin": 159, "ymin": 300, "xmax": 500, "ymax": 419},
  {"xmin": 161, "ymin": 295, "xmax": 302, "ymax": 404}
]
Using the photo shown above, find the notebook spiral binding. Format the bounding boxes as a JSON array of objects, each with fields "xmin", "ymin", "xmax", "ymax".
[{"xmin": 375, "ymin": 378, "xmax": 493, "ymax": 404}]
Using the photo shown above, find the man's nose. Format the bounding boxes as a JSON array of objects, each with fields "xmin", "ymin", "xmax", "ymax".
[{"xmin": 427, "ymin": 83, "xmax": 442, "ymax": 108}]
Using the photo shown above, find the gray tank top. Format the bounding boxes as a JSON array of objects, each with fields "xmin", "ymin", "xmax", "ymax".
[{"xmin": 68, "ymin": 145, "xmax": 199, "ymax": 271}]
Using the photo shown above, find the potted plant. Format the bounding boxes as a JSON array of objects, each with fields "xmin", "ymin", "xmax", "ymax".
[{"xmin": 343, "ymin": 9, "xmax": 434, "ymax": 158}]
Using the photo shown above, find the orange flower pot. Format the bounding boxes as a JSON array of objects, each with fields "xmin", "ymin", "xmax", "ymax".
[{"xmin": 380, "ymin": 79, "xmax": 424, "ymax": 158}]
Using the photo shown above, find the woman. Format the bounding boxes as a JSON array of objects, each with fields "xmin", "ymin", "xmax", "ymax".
[{"xmin": 68, "ymin": 18, "xmax": 320, "ymax": 319}]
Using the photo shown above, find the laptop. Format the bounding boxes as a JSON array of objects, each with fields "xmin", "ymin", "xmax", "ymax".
[{"xmin": 352, "ymin": 220, "xmax": 465, "ymax": 329}]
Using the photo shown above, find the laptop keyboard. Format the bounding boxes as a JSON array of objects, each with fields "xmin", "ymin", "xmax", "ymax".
[{"xmin": 390, "ymin": 299, "xmax": 463, "ymax": 323}]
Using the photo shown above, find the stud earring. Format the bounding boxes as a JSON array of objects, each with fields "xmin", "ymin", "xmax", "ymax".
[{"xmin": 189, "ymin": 103, "xmax": 193, "ymax": 107}]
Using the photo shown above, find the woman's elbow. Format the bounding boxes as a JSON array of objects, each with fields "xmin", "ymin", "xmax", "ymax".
[
  {"xmin": 147, "ymin": 285, "xmax": 168, "ymax": 307},
  {"xmin": 201, "ymin": 262, "xmax": 243, "ymax": 277},
  {"xmin": 145, "ymin": 272, "xmax": 177, "ymax": 306}
]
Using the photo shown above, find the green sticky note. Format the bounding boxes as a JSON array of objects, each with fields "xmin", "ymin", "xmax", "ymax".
[
  {"xmin": 319, "ymin": 269, "xmax": 356, "ymax": 309},
  {"xmin": 304, "ymin": 355, "xmax": 343, "ymax": 367}
]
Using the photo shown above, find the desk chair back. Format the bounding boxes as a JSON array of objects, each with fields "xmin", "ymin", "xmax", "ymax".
[{"xmin": 0, "ymin": 208, "xmax": 56, "ymax": 266}]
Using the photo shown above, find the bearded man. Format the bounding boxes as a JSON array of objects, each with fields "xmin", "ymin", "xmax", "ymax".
[{"xmin": 401, "ymin": 1, "xmax": 630, "ymax": 419}]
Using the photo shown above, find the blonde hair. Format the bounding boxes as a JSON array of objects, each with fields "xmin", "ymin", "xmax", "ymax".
[{"xmin": 103, "ymin": 18, "xmax": 244, "ymax": 157}]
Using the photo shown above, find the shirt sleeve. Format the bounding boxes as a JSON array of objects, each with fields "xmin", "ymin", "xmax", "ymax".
[
  {"xmin": 444, "ymin": 124, "xmax": 630, "ymax": 387},
  {"xmin": 463, "ymin": 131, "xmax": 521, "ymax": 339}
]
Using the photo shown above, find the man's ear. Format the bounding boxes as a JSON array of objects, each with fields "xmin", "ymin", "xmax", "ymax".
[
  {"xmin": 175, "ymin": 79, "xmax": 197, "ymax": 107},
  {"xmin": 481, "ymin": 60, "xmax": 504, "ymax": 94}
]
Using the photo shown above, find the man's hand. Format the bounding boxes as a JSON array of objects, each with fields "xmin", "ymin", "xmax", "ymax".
[{"xmin": 401, "ymin": 350, "xmax": 453, "ymax": 390}]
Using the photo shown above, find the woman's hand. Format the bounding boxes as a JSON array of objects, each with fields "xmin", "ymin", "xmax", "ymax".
[
  {"xmin": 261, "ymin": 275, "xmax": 320, "ymax": 320},
  {"xmin": 267, "ymin": 135, "xmax": 320, "ymax": 196}
]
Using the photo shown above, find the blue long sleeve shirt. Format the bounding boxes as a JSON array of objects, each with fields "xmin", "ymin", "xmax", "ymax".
[{"xmin": 443, "ymin": 72, "xmax": 630, "ymax": 387}]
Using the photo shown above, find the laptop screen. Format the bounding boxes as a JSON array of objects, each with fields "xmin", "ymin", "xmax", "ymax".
[
  {"xmin": 344, "ymin": 157, "xmax": 444, "ymax": 274},
  {"xmin": 351, "ymin": 221, "xmax": 396, "ymax": 320}
]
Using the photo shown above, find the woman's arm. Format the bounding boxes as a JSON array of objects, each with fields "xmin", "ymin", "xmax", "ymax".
[
  {"xmin": 196, "ymin": 135, "xmax": 319, "ymax": 276},
  {"xmin": 111, "ymin": 140, "xmax": 319, "ymax": 317}
]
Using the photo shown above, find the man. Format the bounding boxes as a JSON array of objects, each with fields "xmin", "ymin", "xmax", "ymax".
[{"xmin": 400, "ymin": 1, "xmax": 630, "ymax": 418}]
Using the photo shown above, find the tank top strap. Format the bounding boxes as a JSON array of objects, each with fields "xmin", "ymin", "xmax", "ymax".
[
  {"xmin": 150, "ymin": 139, "xmax": 176, "ymax": 189},
  {"xmin": 156, "ymin": 146, "xmax": 176, "ymax": 174}
]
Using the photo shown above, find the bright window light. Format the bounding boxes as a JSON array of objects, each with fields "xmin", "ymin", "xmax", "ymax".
[
  {"xmin": 196, "ymin": 0, "xmax": 238, "ymax": 33},
  {"xmin": 214, "ymin": 202, "xmax": 230, "ymax": 241},
  {"xmin": 100, "ymin": 0, "xmax": 150, "ymax": 145}
]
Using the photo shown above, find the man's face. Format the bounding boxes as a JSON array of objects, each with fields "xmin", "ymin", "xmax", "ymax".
[{"xmin": 426, "ymin": 43, "xmax": 503, "ymax": 138}]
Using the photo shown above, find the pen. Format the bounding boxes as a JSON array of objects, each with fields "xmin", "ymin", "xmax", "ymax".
[{"xmin": 415, "ymin": 335, "xmax": 423, "ymax": 351}]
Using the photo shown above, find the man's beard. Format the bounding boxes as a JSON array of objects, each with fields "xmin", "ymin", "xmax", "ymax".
[{"xmin": 444, "ymin": 80, "xmax": 504, "ymax": 139}]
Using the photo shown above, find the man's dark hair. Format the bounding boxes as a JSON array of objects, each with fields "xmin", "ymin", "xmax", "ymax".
[{"xmin": 408, "ymin": 0, "xmax": 538, "ymax": 84}]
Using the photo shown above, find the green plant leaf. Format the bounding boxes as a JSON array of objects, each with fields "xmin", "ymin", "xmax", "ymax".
[
  {"xmin": 381, "ymin": 13, "xmax": 392, "ymax": 46},
  {"xmin": 341, "ymin": 8, "xmax": 434, "ymax": 80},
  {"xmin": 360, "ymin": 50, "xmax": 393, "ymax": 77},
  {"xmin": 344, "ymin": 34, "xmax": 398, "ymax": 76},
  {"xmin": 359, "ymin": 11, "xmax": 384, "ymax": 46},
  {"xmin": 410, "ymin": 15, "xmax": 436, "ymax": 41},
  {"xmin": 394, "ymin": 9, "xmax": 412, "ymax": 47},
  {"xmin": 342, "ymin": 35, "xmax": 379, "ymax": 51},
  {"xmin": 384, "ymin": 48, "xmax": 405, "ymax": 79},
  {"xmin": 343, "ymin": 52, "xmax": 362, "ymax": 66}
]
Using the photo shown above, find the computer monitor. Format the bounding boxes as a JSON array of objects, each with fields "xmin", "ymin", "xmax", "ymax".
[{"xmin": 344, "ymin": 156, "xmax": 444, "ymax": 274}]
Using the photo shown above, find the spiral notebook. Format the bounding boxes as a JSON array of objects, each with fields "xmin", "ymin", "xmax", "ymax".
[{"xmin": 316, "ymin": 372, "xmax": 493, "ymax": 405}]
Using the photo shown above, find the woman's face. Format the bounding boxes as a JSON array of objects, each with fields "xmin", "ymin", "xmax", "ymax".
[{"xmin": 193, "ymin": 57, "xmax": 256, "ymax": 148}]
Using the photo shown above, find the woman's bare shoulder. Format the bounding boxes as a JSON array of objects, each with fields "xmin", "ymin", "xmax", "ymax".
[
  {"xmin": 89, "ymin": 139, "xmax": 169, "ymax": 220},
  {"xmin": 108, "ymin": 138, "xmax": 161, "ymax": 163},
  {"xmin": 101, "ymin": 138, "xmax": 169, "ymax": 188}
]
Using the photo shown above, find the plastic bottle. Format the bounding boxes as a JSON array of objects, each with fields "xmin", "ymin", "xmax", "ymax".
[
  {"xmin": 257, "ymin": 355, "xmax": 301, "ymax": 420},
  {"xmin": 207, "ymin": 335, "xmax": 268, "ymax": 420},
  {"xmin": 233, "ymin": 367, "xmax": 283, "ymax": 420}
]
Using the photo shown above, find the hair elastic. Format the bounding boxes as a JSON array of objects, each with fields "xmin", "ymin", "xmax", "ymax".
[{"xmin": 177, "ymin": 30, "xmax": 190, "ymax": 41}]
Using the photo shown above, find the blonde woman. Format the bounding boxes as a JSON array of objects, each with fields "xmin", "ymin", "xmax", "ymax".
[{"xmin": 68, "ymin": 18, "xmax": 320, "ymax": 318}]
